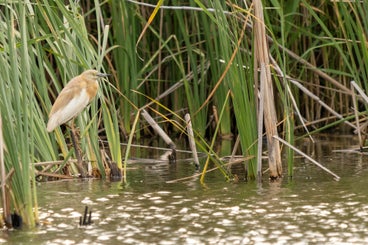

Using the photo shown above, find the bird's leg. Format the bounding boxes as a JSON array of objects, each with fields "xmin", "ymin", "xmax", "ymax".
[{"xmin": 70, "ymin": 121, "xmax": 86, "ymax": 178}]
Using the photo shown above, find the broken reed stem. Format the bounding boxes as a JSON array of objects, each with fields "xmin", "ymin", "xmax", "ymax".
[
  {"xmin": 269, "ymin": 56, "xmax": 314, "ymax": 142},
  {"xmin": 230, "ymin": 135, "xmax": 241, "ymax": 162},
  {"xmin": 351, "ymin": 82, "xmax": 363, "ymax": 149},
  {"xmin": 270, "ymin": 56, "xmax": 357, "ymax": 131},
  {"xmin": 257, "ymin": 64, "xmax": 265, "ymax": 179},
  {"xmin": 253, "ymin": 0, "xmax": 282, "ymax": 179},
  {"xmin": 184, "ymin": 114, "xmax": 200, "ymax": 169},
  {"xmin": 140, "ymin": 109, "xmax": 176, "ymax": 149},
  {"xmin": 34, "ymin": 171, "xmax": 74, "ymax": 179},
  {"xmin": 33, "ymin": 159, "xmax": 78, "ymax": 166},
  {"xmin": 273, "ymin": 135, "xmax": 340, "ymax": 181},
  {"xmin": 99, "ymin": 140, "xmax": 195, "ymax": 154},
  {"xmin": 351, "ymin": 81, "xmax": 368, "ymax": 104}
]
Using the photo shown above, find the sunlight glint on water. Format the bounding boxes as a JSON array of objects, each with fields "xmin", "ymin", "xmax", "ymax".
[{"xmin": 3, "ymin": 135, "xmax": 368, "ymax": 244}]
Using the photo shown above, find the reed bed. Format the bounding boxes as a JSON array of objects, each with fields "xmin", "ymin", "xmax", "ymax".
[{"xmin": 0, "ymin": 0, "xmax": 367, "ymax": 227}]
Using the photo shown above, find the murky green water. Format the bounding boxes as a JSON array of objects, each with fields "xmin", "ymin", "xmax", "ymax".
[{"xmin": 2, "ymin": 134, "xmax": 368, "ymax": 244}]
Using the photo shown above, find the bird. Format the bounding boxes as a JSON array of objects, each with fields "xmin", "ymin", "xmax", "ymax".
[
  {"xmin": 47, "ymin": 69, "xmax": 110, "ymax": 177},
  {"xmin": 47, "ymin": 69, "xmax": 109, "ymax": 132}
]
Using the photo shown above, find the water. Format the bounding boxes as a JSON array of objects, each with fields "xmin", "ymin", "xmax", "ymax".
[{"xmin": 3, "ymin": 134, "xmax": 368, "ymax": 244}]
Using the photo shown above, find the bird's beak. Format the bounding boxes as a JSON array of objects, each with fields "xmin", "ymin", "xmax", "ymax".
[{"xmin": 97, "ymin": 72, "xmax": 111, "ymax": 77}]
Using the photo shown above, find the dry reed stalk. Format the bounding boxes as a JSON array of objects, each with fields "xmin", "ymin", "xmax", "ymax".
[
  {"xmin": 351, "ymin": 81, "xmax": 368, "ymax": 104},
  {"xmin": 34, "ymin": 171, "xmax": 74, "ymax": 179},
  {"xmin": 229, "ymin": 136, "xmax": 241, "ymax": 165},
  {"xmin": 185, "ymin": 114, "xmax": 200, "ymax": 169},
  {"xmin": 271, "ymin": 56, "xmax": 357, "ymax": 131},
  {"xmin": 351, "ymin": 82, "xmax": 363, "ymax": 149},
  {"xmin": 253, "ymin": 0, "xmax": 282, "ymax": 179},
  {"xmin": 273, "ymin": 135, "xmax": 340, "ymax": 181},
  {"xmin": 140, "ymin": 109, "xmax": 176, "ymax": 162},
  {"xmin": 257, "ymin": 64, "xmax": 265, "ymax": 179},
  {"xmin": 269, "ymin": 56, "xmax": 314, "ymax": 142},
  {"xmin": 262, "ymin": 33, "xmax": 351, "ymax": 95},
  {"xmin": 240, "ymin": 11, "xmax": 351, "ymax": 95},
  {"xmin": 350, "ymin": 81, "xmax": 368, "ymax": 148}
]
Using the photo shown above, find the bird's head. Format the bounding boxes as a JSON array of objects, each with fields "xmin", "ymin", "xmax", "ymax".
[{"xmin": 82, "ymin": 69, "xmax": 110, "ymax": 81}]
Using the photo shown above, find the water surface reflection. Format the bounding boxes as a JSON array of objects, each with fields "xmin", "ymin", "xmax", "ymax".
[{"xmin": 3, "ymin": 135, "xmax": 368, "ymax": 244}]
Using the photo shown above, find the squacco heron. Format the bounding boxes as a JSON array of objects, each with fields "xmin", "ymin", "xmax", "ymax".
[{"xmin": 47, "ymin": 69, "xmax": 110, "ymax": 177}]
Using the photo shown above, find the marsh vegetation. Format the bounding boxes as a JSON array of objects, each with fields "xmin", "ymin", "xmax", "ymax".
[{"xmin": 1, "ymin": 0, "xmax": 368, "ymax": 228}]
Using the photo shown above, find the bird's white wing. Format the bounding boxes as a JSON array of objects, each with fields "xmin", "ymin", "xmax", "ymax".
[{"xmin": 47, "ymin": 89, "xmax": 90, "ymax": 131}]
